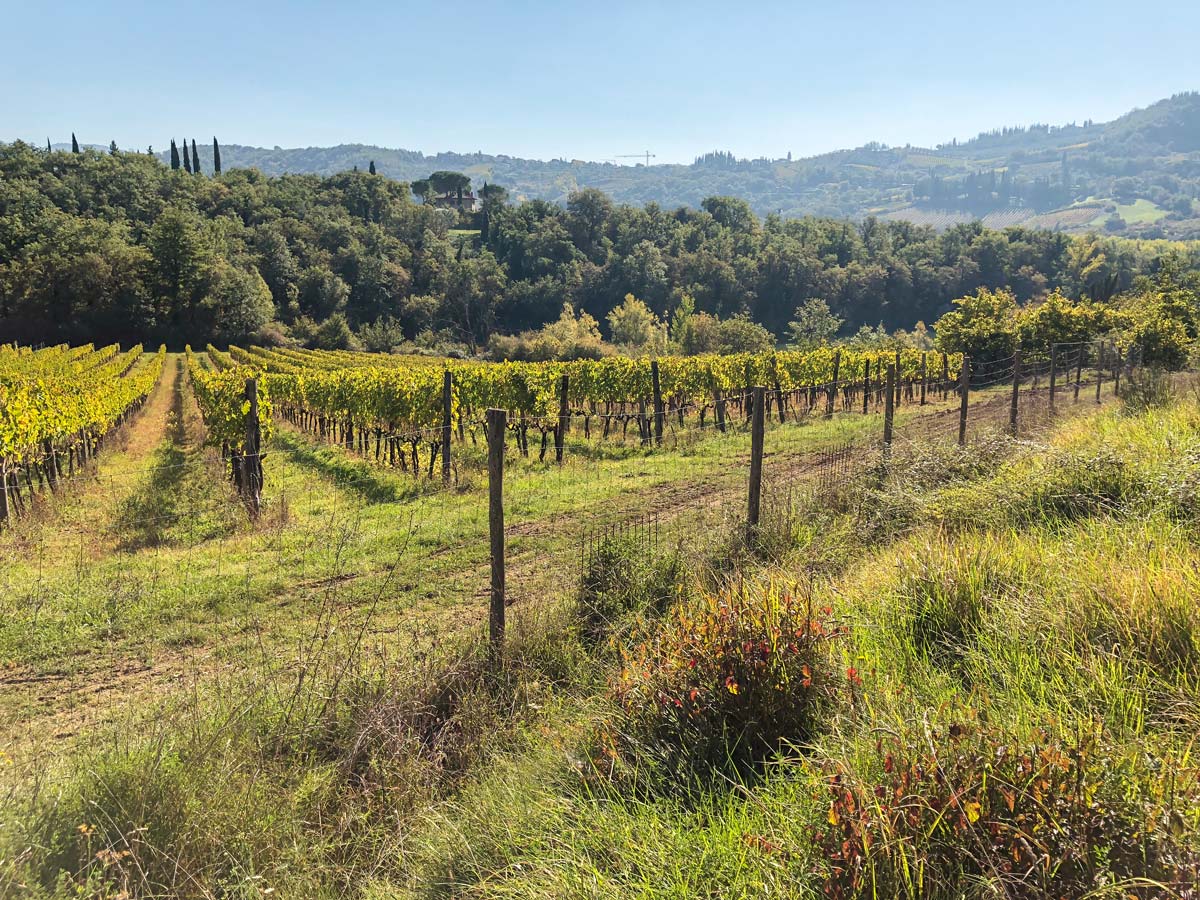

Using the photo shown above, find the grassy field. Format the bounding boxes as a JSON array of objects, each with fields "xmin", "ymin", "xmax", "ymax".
[{"xmin": 2, "ymin": 360, "xmax": 1194, "ymax": 898}]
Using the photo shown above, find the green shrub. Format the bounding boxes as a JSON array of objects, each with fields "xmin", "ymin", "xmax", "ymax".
[
  {"xmin": 817, "ymin": 716, "xmax": 1200, "ymax": 899},
  {"xmin": 576, "ymin": 533, "xmax": 682, "ymax": 647},
  {"xmin": 599, "ymin": 579, "xmax": 848, "ymax": 785}
]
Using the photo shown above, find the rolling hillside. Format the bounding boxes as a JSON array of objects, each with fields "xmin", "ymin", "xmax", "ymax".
[{"xmin": 147, "ymin": 92, "xmax": 1200, "ymax": 237}]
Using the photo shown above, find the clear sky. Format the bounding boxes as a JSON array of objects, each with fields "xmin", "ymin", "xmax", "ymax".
[{"xmin": 3, "ymin": 0, "xmax": 1198, "ymax": 164}]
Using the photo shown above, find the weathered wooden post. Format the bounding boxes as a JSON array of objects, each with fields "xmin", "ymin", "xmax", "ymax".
[
  {"xmin": 486, "ymin": 408, "xmax": 506, "ymax": 660},
  {"xmin": 556, "ymin": 373, "xmax": 570, "ymax": 463},
  {"xmin": 826, "ymin": 350, "xmax": 841, "ymax": 417},
  {"xmin": 747, "ymin": 386, "xmax": 765, "ymax": 536},
  {"xmin": 441, "ymin": 369, "xmax": 452, "ymax": 483},
  {"xmin": 958, "ymin": 356, "xmax": 971, "ymax": 446},
  {"xmin": 0, "ymin": 461, "xmax": 9, "ymax": 526},
  {"xmin": 714, "ymin": 388, "xmax": 727, "ymax": 433},
  {"xmin": 1009, "ymin": 350, "xmax": 1022, "ymax": 436},
  {"xmin": 883, "ymin": 363, "xmax": 895, "ymax": 451},
  {"xmin": 862, "ymin": 359, "xmax": 870, "ymax": 414},
  {"xmin": 941, "ymin": 352, "xmax": 949, "ymax": 400},
  {"xmin": 244, "ymin": 378, "xmax": 262, "ymax": 516},
  {"xmin": 919, "ymin": 352, "xmax": 928, "ymax": 406},
  {"xmin": 1073, "ymin": 348, "xmax": 1084, "ymax": 403},
  {"xmin": 893, "ymin": 349, "xmax": 902, "ymax": 408},
  {"xmin": 1095, "ymin": 340, "xmax": 1105, "ymax": 404},
  {"xmin": 1048, "ymin": 343, "xmax": 1057, "ymax": 416},
  {"xmin": 650, "ymin": 361, "xmax": 664, "ymax": 446}
]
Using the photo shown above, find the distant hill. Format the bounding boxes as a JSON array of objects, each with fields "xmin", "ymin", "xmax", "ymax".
[{"xmin": 69, "ymin": 92, "xmax": 1200, "ymax": 238}]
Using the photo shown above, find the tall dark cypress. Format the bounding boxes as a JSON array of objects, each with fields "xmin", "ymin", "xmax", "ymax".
[
  {"xmin": 170, "ymin": 139, "xmax": 180, "ymax": 170},
  {"xmin": 212, "ymin": 137, "xmax": 222, "ymax": 174},
  {"xmin": 71, "ymin": 133, "xmax": 80, "ymax": 153},
  {"xmin": 46, "ymin": 137, "xmax": 51, "ymax": 152},
  {"xmin": 191, "ymin": 139, "xmax": 201, "ymax": 175},
  {"xmin": 182, "ymin": 140, "xmax": 192, "ymax": 173},
  {"xmin": 109, "ymin": 140, "xmax": 118, "ymax": 155},
  {"xmin": 369, "ymin": 160, "xmax": 376, "ymax": 175}
]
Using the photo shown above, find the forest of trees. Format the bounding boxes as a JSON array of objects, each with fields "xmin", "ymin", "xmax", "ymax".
[{"xmin": 1, "ymin": 139, "xmax": 1197, "ymax": 354}]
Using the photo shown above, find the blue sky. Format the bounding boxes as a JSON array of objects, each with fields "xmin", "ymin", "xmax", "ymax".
[{"xmin": 3, "ymin": 0, "xmax": 1198, "ymax": 163}]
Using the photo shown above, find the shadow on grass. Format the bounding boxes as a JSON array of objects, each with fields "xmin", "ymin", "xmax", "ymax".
[
  {"xmin": 270, "ymin": 430, "xmax": 446, "ymax": 504},
  {"xmin": 114, "ymin": 362, "xmax": 239, "ymax": 550}
]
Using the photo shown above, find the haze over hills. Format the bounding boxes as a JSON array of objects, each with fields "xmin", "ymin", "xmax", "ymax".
[{"xmin": 130, "ymin": 92, "xmax": 1200, "ymax": 238}]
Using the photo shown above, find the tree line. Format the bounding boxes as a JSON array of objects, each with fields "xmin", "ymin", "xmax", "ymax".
[{"xmin": 0, "ymin": 140, "xmax": 1196, "ymax": 359}]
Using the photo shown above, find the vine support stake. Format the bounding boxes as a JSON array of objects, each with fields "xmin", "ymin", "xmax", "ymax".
[
  {"xmin": 883, "ymin": 363, "xmax": 895, "ymax": 452},
  {"xmin": 747, "ymin": 386, "xmax": 765, "ymax": 537},
  {"xmin": 442, "ymin": 369, "xmax": 452, "ymax": 483},
  {"xmin": 1095, "ymin": 340, "xmax": 1105, "ymax": 404},
  {"xmin": 650, "ymin": 361, "xmax": 663, "ymax": 446},
  {"xmin": 244, "ymin": 377, "xmax": 262, "ymax": 516},
  {"xmin": 919, "ymin": 352, "xmax": 928, "ymax": 405},
  {"xmin": 486, "ymin": 408, "xmax": 506, "ymax": 663},
  {"xmin": 1049, "ymin": 343, "xmax": 1058, "ymax": 416},
  {"xmin": 958, "ymin": 356, "xmax": 971, "ymax": 446},
  {"xmin": 1009, "ymin": 350, "xmax": 1022, "ymax": 437},
  {"xmin": 556, "ymin": 373, "xmax": 570, "ymax": 463},
  {"xmin": 826, "ymin": 350, "xmax": 841, "ymax": 418}
]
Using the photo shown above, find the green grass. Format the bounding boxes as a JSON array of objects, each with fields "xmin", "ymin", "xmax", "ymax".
[{"xmin": 5, "ymin": 378, "xmax": 1193, "ymax": 898}]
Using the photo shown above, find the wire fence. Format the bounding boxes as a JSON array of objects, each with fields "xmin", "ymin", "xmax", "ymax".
[{"xmin": 0, "ymin": 342, "xmax": 1141, "ymax": 724}]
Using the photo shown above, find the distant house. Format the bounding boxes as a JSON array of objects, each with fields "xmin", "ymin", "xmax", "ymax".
[{"xmin": 434, "ymin": 190, "xmax": 478, "ymax": 212}]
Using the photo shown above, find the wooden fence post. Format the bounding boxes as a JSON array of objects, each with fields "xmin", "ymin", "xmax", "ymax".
[
  {"xmin": 1048, "ymin": 343, "xmax": 1057, "ymax": 416},
  {"xmin": 441, "ymin": 369, "xmax": 452, "ymax": 483},
  {"xmin": 747, "ymin": 386, "xmax": 765, "ymax": 535},
  {"xmin": 919, "ymin": 352, "xmax": 927, "ymax": 405},
  {"xmin": 1095, "ymin": 340, "xmax": 1105, "ymax": 404},
  {"xmin": 861, "ymin": 360, "xmax": 870, "ymax": 414},
  {"xmin": 650, "ymin": 361, "xmax": 664, "ymax": 446},
  {"xmin": 556, "ymin": 373, "xmax": 570, "ymax": 463},
  {"xmin": 826, "ymin": 350, "xmax": 841, "ymax": 417},
  {"xmin": 0, "ymin": 461, "xmax": 9, "ymax": 526},
  {"xmin": 1073, "ymin": 348, "xmax": 1083, "ymax": 403},
  {"xmin": 486, "ymin": 408, "xmax": 506, "ymax": 661},
  {"xmin": 893, "ymin": 349, "xmax": 902, "ymax": 408},
  {"xmin": 244, "ymin": 378, "xmax": 262, "ymax": 516},
  {"xmin": 1009, "ymin": 350, "xmax": 1022, "ymax": 436},
  {"xmin": 883, "ymin": 363, "xmax": 895, "ymax": 450},
  {"xmin": 958, "ymin": 356, "xmax": 971, "ymax": 446},
  {"xmin": 714, "ymin": 388, "xmax": 727, "ymax": 433},
  {"xmin": 941, "ymin": 352, "xmax": 949, "ymax": 400}
]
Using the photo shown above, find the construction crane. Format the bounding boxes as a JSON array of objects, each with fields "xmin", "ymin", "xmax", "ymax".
[{"xmin": 616, "ymin": 151, "xmax": 656, "ymax": 166}]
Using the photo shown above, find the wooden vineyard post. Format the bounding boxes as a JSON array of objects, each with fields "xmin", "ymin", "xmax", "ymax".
[
  {"xmin": 650, "ymin": 360, "xmax": 664, "ymax": 446},
  {"xmin": 1113, "ymin": 347, "xmax": 1121, "ymax": 397},
  {"xmin": 486, "ymin": 408, "xmax": 506, "ymax": 661},
  {"xmin": 1074, "ymin": 347, "xmax": 1083, "ymax": 403},
  {"xmin": 862, "ymin": 360, "xmax": 870, "ymax": 414},
  {"xmin": 826, "ymin": 350, "xmax": 841, "ymax": 417},
  {"xmin": 244, "ymin": 377, "xmax": 262, "ymax": 516},
  {"xmin": 883, "ymin": 363, "xmax": 895, "ymax": 452},
  {"xmin": 941, "ymin": 352, "xmax": 949, "ymax": 400},
  {"xmin": 958, "ymin": 356, "xmax": 971, "ymax": 446},
  {"xmin": 919, "ymin": 352, "xmax": 928, "ymax": 406},
  {"xmin": 1048, "ymin": 343, "xmax": 1057, "ymax": 416},
  {"xmin": 441, "ymin": 369, "xmax": 452, "ymax": 483},
  {"xmin": 0, "ymin": 461, "xmax": 8, "ymax": 526},
  {"xmin": 714, "ymin": 388, "xmax": 727, "ymax": 433},
  {"xmin": 556, "ymin": 373, "xmax": 570, "ymax": 463},
  {"xmin": 747, "ymin": 386, "xmax": 765, "ymax": 537},
  {"xmin": 1095, "ymin": 340, "xmax": 1105, "ymax": 404},
  {"xmin": 1009, "ymin": 350, "xmax": 1022, "ymax": 437},
  {"xmin": 893, "ymin": 349, "xmax": 902, "ymax": 408}
]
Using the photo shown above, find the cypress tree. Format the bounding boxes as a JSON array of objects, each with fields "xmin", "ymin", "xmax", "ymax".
[
  {"xmin": 369, "ymin": 160, "xmax": 376, "ymax": 175},
  {"xmin": 109, "ymin": 140, "xmax": 118, "ymax": 155},
  {"xmin": 191, "ymin": 139, "xmax": 201, "ymax": 174},
  {"xmin": 212, "ymin": 137, "xmax": 221, "ymax": 174},
  {"xmin": 170, "ymin": 139, "xmax": 180, "ymax": 170},
  {"xmin": 71, "ymin": 133, "xmax": 80, "ymax": 153},
  {"xmin": 46, "ymin": 138, "xmax": 51, "ymax": 152},
  {"xmin": 183, "ymin": 140, "xmax": 192, "ymax": 173}
]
